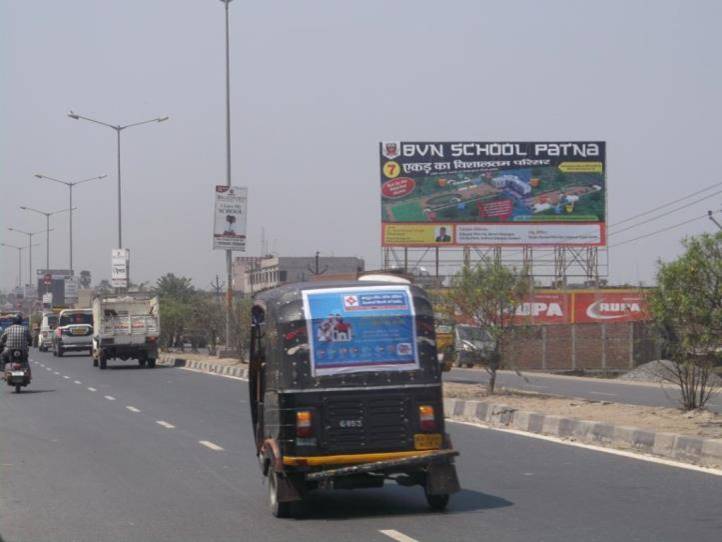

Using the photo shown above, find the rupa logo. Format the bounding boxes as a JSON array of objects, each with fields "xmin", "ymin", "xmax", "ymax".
[
  {"xmin": 586, "ymin": 301, "xmax": 641, "ymax": 320},
  {"xmin": 516, "ymin": 302, "xmax": 564, "ymax": 318}
]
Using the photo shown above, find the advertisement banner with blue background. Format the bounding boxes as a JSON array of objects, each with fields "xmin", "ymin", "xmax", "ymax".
[{"xmin": 302, "ymin": 286, "xmax": 420, "ymax": 376}]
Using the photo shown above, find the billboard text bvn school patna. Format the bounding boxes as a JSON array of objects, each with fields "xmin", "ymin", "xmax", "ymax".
[{"xmin": 380, "ymin": 141, "xmax": 606, "ymax": 247}]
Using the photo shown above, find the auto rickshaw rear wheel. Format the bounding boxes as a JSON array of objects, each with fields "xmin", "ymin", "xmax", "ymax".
[
  {"xmin": 268, "ymin": 470, "xmax": 292, "ymax": 518},
  {"xmin": 424, "ymin": 486, "xmax": 450, "ymax": 511}
]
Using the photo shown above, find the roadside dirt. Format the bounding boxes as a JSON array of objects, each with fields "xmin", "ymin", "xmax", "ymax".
[{"xmin": 444, "ymin": 382, "xmax": 722, "ymax": 439}]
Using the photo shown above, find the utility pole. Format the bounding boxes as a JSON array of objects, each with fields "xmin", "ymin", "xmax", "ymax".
[
  {"xmin": 307, "ymin": 251, "xmax": 328, "ymax": 276},
  {"xmin": 708, "ymin": 210, "xmax": 722, "ymax": 230},
  {"xmin": 210, "ymin": 275, "xmax": 225, "ymax": 304}
]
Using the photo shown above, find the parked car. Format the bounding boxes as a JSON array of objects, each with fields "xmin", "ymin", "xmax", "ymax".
[
  {"xmin": 53, "ymin": 309, "xmax": 93, "ymax": 357},
  {"xmin": 38, "ymin": 311, "xmax": 59, "ymax": 352}
]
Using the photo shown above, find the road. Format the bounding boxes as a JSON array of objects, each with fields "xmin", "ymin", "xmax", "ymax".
[
  {"xmin": 447, "ymin": 368, "xmax": 722, "ymax": 414},
  {"xmin": 1, "ymin": 349, "xmax": 721, "ymax": 542}
]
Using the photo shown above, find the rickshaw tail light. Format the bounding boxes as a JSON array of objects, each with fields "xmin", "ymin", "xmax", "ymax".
[
  {"xmin": 419, "ymin": 405, "xmax": 436, "ymax": 432},
  {"xmin": 296, "ymin": 410, "xmax": 313, "ymax": 438}
]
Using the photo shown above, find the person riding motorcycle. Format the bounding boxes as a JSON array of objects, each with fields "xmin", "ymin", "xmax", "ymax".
[{"xmin": 1, "ymin": 314, "xmax": 32, "ymax": 371}]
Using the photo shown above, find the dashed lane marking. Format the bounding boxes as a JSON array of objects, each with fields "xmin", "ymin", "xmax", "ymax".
[
  {"xmin": 380, "ymin": 530, "xmax": 420, "ymax": 542},
  {"xmin": 126, "ymin": 406, "xmax": 141, "ymax": 413},
  {"xmin": 53, "ymin": 371, "xmax": 60, "ymax": 375},
  {"xmin": 104, "ymin": 395, "xmax": 116, "ymax": 401},
  {"xmin": 156, "ymin": 421, "xmax": 175, "ymax": 429},
  {"xmin": 87, "ymin": 387, "xmax": 97, "ymax": 392},
  {"xmin": 63, "ymin": 375, "xmax": 70, "ymax": 379},
  {"xmin": 74, "ymin": 380, "xmax": 82, "ymax": 385},
  {"xmin": 199, "ymin": 440, "xmax": 224, "ymax": 451}
]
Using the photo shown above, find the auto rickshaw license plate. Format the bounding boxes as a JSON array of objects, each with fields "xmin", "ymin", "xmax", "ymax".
[{"xmin": 414, "ymin": 433, "xmax": 442, "ymax": 450}]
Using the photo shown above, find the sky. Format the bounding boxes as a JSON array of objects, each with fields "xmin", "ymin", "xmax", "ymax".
[{"xmin": 2, "ymin": 0, "xmax": 721, "ymax": 291}]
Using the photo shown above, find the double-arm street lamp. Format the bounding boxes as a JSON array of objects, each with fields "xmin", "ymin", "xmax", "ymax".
[
  {"xmin": 34, "ymin": 173, "xmax": 107, "ymax": 271},
  {"xmin": 7, "ymin": 227, "xmax": 51, "ymax": 286},
  {"xmin": 0, "ymin": 242, "xmax": 38, "ymax": 288},
  {"xmin": 19, "ymin": 206, "xmax": 73, "ymax": 271},
  {"xmin": 67, "ymin": 111, "xmax": 169, "ymax": 250}
]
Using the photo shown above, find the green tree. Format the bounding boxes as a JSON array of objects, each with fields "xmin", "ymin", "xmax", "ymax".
[
  {"xmin": 446, "ymin": 260, "xmax": 530, "ymax": 393},
  {"xmin": 649, "ymin": 232, "xmax": 722, "ymax": 410},
  {"xmin": 154, "ymin": 273, "xmax": 195, "ymax": 302},
  {"xmin": 79, "ymin": 270, "xmax": 92, "ymax": 289}
]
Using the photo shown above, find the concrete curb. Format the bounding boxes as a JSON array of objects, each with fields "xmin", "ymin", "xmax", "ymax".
[
  {"xmin": 158, "ymin": 355, "xmax": 248, "ymax": 379},
  {"xmin": 444, "ymin": 397, "xmax": 722, "ymax": 468}
]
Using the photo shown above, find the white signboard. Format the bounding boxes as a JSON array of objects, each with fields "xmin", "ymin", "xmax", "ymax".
[
  {"xmin": 111, "ymin": 248, "xmax": 129, "ymax": 288},
  {"xmin": 42, "ymin": 293, "xmax": 53, "ymax": 306},
  {"xmin": 65, "ymin": 276, "xmax": 78, "ymax": 301},
  {"xmin": 213, "ymin": 185, "xmax": 247, "ymax": 251}
]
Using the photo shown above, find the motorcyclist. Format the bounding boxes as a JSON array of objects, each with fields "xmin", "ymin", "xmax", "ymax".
[{"xmin": 1, "ymin": 314, "xmax": 32, "ymax": 372}]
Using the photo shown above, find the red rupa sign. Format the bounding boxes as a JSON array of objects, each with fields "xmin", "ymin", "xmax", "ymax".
[
  {"xmin": 573, "ymin": 291, "xmax": 649, "ymax": 324},
  {"xmin": 513, "ymin": 290, "xmax": 650, "ymax": 325}
]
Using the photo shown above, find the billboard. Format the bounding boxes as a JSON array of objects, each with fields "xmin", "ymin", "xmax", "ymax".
[
  {"xmin": 302, "ymin": 285, "xmax": 419, "ymax": 376},
  {"xmin": 111, "ymin": 249, "xmax": 129, "ymax": 289},
  {"xmin": 36, "ymin": 269, "xmax": 73, "ymax": 305},
  {"xmin": 573, "ymin": 291, "xmax": 648, "ymax": 324},
  {"xmin": 213, "ymin": 185, "xmax": 247, "ymax": 251},
  {"xmin": 380, "ymin": 141, "xmax": 606, "ymax": 247}
]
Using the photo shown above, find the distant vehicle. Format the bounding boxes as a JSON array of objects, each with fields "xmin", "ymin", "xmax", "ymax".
[
  {"xmin": 38, "ymin": 311, "xmax": 59, "ymax": 352},
  {"xmin": 92, "ymin": 294, "xmax": 160, "ymax": 369},
  {"xmin": 249, "ymin": 281, "xmax": 460, "ymax": 517},
  {"xmin": 452, "ymin": 324, "xmax": 495, "ymax": 367},
  {"xmin": 53, "ymin": 309, "xmax": 93, "ymax": 357}
]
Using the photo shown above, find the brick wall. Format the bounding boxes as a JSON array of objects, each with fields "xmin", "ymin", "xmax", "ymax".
[{"xmin": 502, "ymin": 322, "xmax": 659, "ymax": 372}]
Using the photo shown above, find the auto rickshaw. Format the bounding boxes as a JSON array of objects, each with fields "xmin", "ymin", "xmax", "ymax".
[{"xmin": 249, "ymin": 280, "xmax": 460, "ymax": 517}]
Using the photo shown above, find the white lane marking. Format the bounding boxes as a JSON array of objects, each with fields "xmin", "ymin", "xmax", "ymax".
[
  {"xmin": 180, "ymin": 366, "xmax": 248, "ymax": 382},
  {"xmin": 448, "ymin": 419, "xmax": 722, "ymax": 477},
  {"xmin": 87, "ymin": 387, "xmax": 97, "ymax": 392},
  {"xmin": 63, "ymin": 375, "xmax": 70, "ymax": 379},
  {"xmin": 380, "ymin": 530, "xmax": 419, "ymax": 542},
  {"xmin": 156, "ymin": 421, "xmax": 175, "ymax": 429},
  {"xmin": 46, "ymin": 368, "xmax": 52, "ymax": 371},
  {"xmin": 589, "ymin": 391, "xmax": 617, "ymax": 397},
  {"xmin": 104, "ymin": 395, "xmax": 116, "ymax": 401},
  {"xmin": 126, "ymin": 406, "xmax": 141, "ymax": 413},
  {"xmin": 199, "ymin": 440, "xmax": 224, "ymax": 451},
  {"xmin": 53, "ymin": 371, "xmax": 60, "ymax": 375},
  {"xmin": 74, "ymin": 380, "xmax": 82, "ymax": 385}
]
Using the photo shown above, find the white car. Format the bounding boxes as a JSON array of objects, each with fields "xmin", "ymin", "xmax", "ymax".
[{"xmin": 53, "ymin": 309, "xmax": 93, "ymax": 357}]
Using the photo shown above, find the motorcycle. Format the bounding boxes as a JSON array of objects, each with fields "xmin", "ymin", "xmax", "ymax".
[{"xmin": 3, "ymin": 349, "xmax": 31, "ymax": 393}]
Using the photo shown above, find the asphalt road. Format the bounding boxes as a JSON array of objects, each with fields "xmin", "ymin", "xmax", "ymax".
[
  {"xmin": 447, "ymin": 368, "xmax": 722, "ymax": 414},
  {"xmin": 1, "ymin": 349, "xmax": 721, "ymax": 542}
]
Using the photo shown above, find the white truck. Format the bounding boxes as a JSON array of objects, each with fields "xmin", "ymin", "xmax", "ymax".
[{"xmin": 92, "ymin": 294, "xmax": 161, "ymax": 369}]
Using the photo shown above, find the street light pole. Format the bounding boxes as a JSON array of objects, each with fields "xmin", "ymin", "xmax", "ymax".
[
  {"xmin": 19, "ymin": 206, "xmax": 73, "ymax": 271},
  {"xmin": 0, "ymin": 243, "xmax": 36, "ymax": 288},
  {"xmin": 220, "ymin": 0, "xmax": 235, "ymax": 350},
  {"xmin": 7, "ymin": 228, "xmax": 48, "ymax": 288},
  {"xmin": 708, "ymin": 210, "xmax": 722, "ymax": 230},
  {"xmin": 67, "ymin": 111, "xmax": 169, "ymax": 255},
  {"xmin": 34, "ymin": 174, "xmax": 107, "ymax": 271}
]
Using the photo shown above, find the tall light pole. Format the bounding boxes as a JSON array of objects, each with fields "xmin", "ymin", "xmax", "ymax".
[
  {"xmin": 7, "ymin": 227, "xmax": 49, "ymax": 288},
  {"xmin": 708, "ymin": 210, "xmax": 722, "ymax": 230},
  {"xmin": 0, "ymin": 243, "xmax": 38, "ymax": 288},
  {"xmin": 67, "ymin": 111, "xmax": 169, "ymax": 251},
  {"xmin": 34, "ymin": 173, "xmax": 107, "ymax": 271},
  {"xmin": 19, "ymin": 206, "xmax": 73, "ymax": 271},
  {"xmin": 220, "ymin": 0, "xmax": 234, "ymax": 349}
]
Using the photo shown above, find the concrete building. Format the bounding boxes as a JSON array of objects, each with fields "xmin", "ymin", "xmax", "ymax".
[{"xmin": 232, "ymin": 255, "xmax": 365, "ymax": 295}]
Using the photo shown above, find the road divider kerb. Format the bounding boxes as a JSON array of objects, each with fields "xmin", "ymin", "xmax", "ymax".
[
  {"xmin": 158, "ymin": 355, "xmax": 248, "ymax": 379},
  {"xmin": 444, "ymin": 397, "xmax": 722, "ymax": 469}
]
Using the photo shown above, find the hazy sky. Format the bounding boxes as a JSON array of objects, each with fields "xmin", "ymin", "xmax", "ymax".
[{"xmin": 2, "ymin": 0, "xmax": 721, "ymax": 291}]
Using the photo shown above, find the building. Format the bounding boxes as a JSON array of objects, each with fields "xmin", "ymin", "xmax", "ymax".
[{"xmin": 232, "ymin": 255, "xmax": 365, "ymax": 295}]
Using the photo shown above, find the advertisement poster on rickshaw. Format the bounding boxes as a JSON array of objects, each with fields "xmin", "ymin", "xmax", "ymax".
[
  {"xmin": 380, "ymin": 141, "xmax": 606, "ymax": 247},
  {"xmin": 302, "ymin": 286, "xmax": 420, "ymax": 376}
]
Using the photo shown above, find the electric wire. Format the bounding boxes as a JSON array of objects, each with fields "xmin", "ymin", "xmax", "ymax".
[
  {"xmin": 609, "ymin": 181, "xmax": 722, "ymax": 229},
  {"xmin": 609, "ymin": 210, "xmax": 721, "ymax": 249}
]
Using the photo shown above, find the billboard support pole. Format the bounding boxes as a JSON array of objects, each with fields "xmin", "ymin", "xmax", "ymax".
[
  {"xmin": 403, "ymin": 247, "xmax": 408, "ymax": 273},
  {"xmin": 435, "ymin": 247, "xmax": 439, "ymax": 279},
  {"xmin": 463, "ymin": 247, "xmax": 470, "ymax": 269}
]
